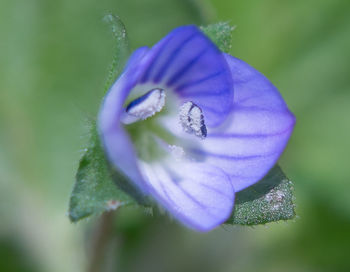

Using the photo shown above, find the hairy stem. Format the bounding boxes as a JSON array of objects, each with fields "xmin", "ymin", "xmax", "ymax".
[{"xmin": 87, "ymin": 211, "xmax": 116, "ymax": 272}]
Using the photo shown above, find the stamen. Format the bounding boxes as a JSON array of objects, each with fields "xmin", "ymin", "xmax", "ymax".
[
  {"xmin": 179, "ymin": 101, "xmax": 207, "ymax": 139},
  {"xmin": 123, "ymin": 88, "xmax": 165, "ymax": 123}
]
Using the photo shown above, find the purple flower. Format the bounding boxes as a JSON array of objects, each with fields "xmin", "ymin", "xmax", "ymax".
[{"xmin": 98, "ymin": 26, "xmax": 295, "ymax": 231}]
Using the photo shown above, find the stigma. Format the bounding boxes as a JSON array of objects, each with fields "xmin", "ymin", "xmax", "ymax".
[
  {"xmin": 123, "ymin": 88, "xmax": 165, "ymax": 124},
  {"xmin": 179, "ymin": 101, "xmax": 207, "ymax": 139}
]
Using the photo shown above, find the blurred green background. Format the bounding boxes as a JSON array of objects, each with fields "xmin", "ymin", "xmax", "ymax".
[{"xmin": 1, "ymin": 0, "xmax": 350, "ymax": 271}]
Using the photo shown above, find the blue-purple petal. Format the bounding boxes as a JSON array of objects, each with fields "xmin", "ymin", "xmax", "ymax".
[
  {"xmin": 139, "ymin": 26, "xmax": 233, "ymax": 127},
  {"xmin": 190, "ymin": 54, "xmax": 295, "ymax": 192},
  {"xmin": 98, "ymin": 47, "xmax": 151, "ymax": 193},
  {"xmin": 139, "ymin": 161, "xmax": 234, "ymax": 231}
]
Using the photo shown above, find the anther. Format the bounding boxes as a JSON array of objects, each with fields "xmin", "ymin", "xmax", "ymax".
[
  {"xmin": 179, "ymin": 101, "xmax": 207, "ymax": 139},
  {"xmin": 125, "ymin": 88, "xmax": 165, "ymax": 121}
]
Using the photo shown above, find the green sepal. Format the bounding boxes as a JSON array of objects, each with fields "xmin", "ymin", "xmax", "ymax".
[
  {"xmin": 68, "ymin": 124, "xmax": 138, "ymax": 222},
  {"xmin": 102, "ymin": 14, "xmax": 130, "ymax": 93},
  {"xmin": 227, "ymin": 165, "xmax": 296, "ymax": 225},
  {"xmin": 200, "ymin": 22, "xmax": 235, "ymax": 53}
]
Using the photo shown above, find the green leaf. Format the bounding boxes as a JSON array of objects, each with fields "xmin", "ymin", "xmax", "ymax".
[
  {"xmin": 68, "ymin": 15, "xmax": 135, "ymax": 222},
  {"xmin": 103, "ymin": 14, "xmax": 130, "ymax": 93},
  {"xmin": 227, "ymin": 165, "xmax": 296, "ymax": 225},
  {"xmin": 68, "ymin": 124, "xmax": 137, "ymax": 222},
  {"xmin": 200, "ymin": 22, "xmax": 235, "ymax": 53}
]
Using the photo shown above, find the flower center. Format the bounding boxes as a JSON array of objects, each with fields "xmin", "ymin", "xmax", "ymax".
[
  {"xmin": 123, "ymin": 89, "xmax": 206, "ymax": 162},
  {"xmin": 179, "ymin": 101, "xmax": 207, "ymax": 139}
]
